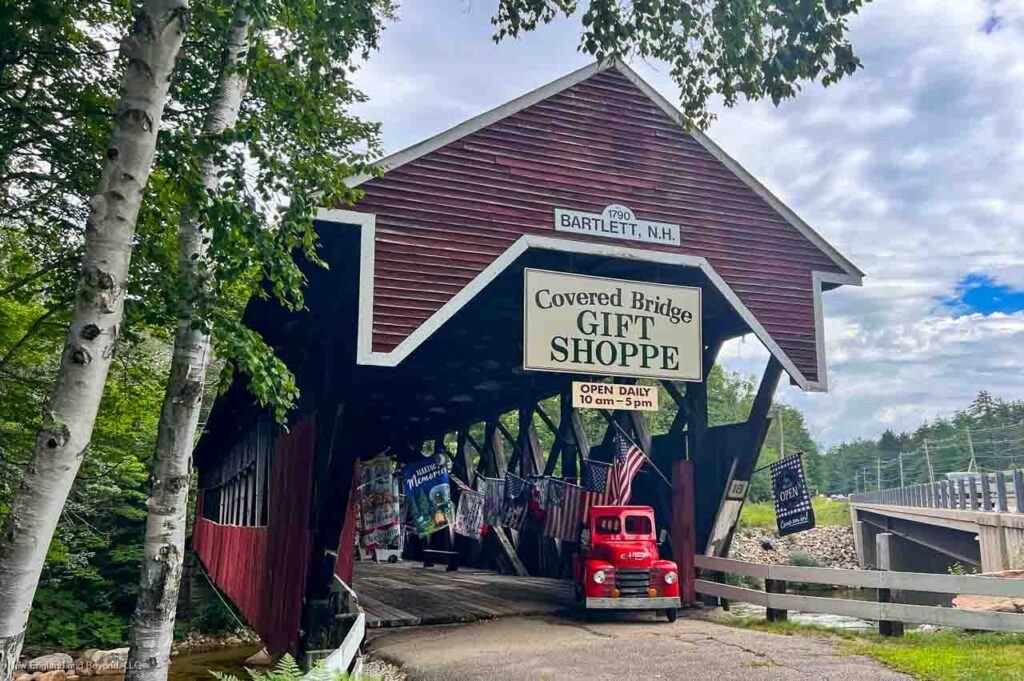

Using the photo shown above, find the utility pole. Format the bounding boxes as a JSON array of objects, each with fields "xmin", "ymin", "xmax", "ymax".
[
  {"xmin": 923, "ymin": 439, "xmax": 935, "ymax": 484},
  {"xmin": 778, "ymin": 404, "xmax": 785, "ymax": 457},
  {"xmin": 898, "ymin": 451, "xmax": 905, "ymax": 487},
  {"xmin": 877, "ymin": 456, "xmax": 882, "ymax": 491},
  {"xmin": 966, "ymin": 429, "xmax": 977, "ymax": 473}
]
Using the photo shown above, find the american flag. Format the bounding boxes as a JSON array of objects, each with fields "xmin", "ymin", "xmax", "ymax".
[
  {"xmin": 501, "ymin": 473, "xmax": 531, "ymax": 530},
  {"xmin": 543, "ymin": 478, "xmax": 583, "ymax": 541},
  {"xmin": 581, "ymin": 460, "xmax": 614, "ymax": 517},
  {"xmin": 610, "ymin": 432, "xmax": 646, "ymax": 504}
]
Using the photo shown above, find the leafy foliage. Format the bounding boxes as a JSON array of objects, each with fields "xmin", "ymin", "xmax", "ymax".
[
  {"xmin": 0, "ymin": 278, "xmax": 165, "ymax": 652},
  {"xmin": 212, "ymin": 654, "xmax": 361, "ymax": 681},
  {"xmin": 825, "ymin": 391, "xmax": 1024, "ymax": 494},
  {"xmin": 492, "ymin": 0, "xmax": 867, "ymax": 128}
]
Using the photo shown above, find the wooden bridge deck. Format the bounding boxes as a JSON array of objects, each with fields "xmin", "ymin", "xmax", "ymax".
[{"xmin": 353, "ymin": 560, "xmax": 573, "ymax": 628}]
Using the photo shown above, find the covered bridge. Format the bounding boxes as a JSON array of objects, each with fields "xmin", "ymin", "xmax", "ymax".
[{"xmin": 191, "ymin": 61, "xmax": 861, "ymax": 659}]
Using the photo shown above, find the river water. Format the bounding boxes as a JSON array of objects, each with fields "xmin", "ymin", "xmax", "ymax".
[
  {"xmin": 721, "ymin": 587, "xmax": 952, "ymax": 631},
  {"xmin": 168, "ymin": 646, "xmax": 262, "ymax": 681}
]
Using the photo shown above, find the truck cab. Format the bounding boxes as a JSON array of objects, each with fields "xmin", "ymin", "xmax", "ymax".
[{"xmin": 574, "ymin": 505, "xmax": 681, "ymax": 621}]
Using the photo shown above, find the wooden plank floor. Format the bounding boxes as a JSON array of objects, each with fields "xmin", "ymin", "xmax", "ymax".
[{"xmin": 353, "ymin": 560, "xmax": 573, "ymax": 629}]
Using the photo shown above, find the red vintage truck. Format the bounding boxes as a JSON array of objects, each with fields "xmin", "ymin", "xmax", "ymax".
[{"xmin": 574, "ymin": 505, "xmax": 681, "ymax": 621}]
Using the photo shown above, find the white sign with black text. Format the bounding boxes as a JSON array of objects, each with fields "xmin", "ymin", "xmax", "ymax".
[
  {"xmin": 523, "ymin": 269, "xmax": 702, "ymax": 382},
  {"xmin": 554, "ymin": 204, "xmax": 681, "ymax": 247},
  {"xmin": 571, "ymin": 381, "xmax": 659, "ymax": 411}
]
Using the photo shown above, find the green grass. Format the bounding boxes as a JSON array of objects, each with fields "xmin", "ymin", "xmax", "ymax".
[
  {"xmin": 712, "ymin": 615, "xmax": 1024, "ymax": 681},
  {"xmin": 847, "ymin": 631, "xmax": 1024, "ymax": 681},
  {"xmin": 739, "ymin": 497, "xmax": 850, "ymax": 529}
]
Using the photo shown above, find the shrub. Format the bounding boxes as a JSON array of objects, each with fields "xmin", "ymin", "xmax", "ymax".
[{"xmin": 786, "ymin": 550, "xmax": 822, "ymax": 568}]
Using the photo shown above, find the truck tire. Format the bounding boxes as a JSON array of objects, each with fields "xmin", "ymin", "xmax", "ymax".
[{"xmin": 665, "ymin": 608, "xmax": 678, "ymax": 623}]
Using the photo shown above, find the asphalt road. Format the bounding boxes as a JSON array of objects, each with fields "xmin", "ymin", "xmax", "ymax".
[{"xmin": 367, "ymin": 613, "xmax": 911, "ymax": 681}]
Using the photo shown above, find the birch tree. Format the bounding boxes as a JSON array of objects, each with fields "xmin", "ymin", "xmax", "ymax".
[
  {"xmin": 126, "ymin": 2, "xmax": 390, "ymax": 677},
  {"xmin": 125, "ymin": 4, "xmax": 251, "ymax": 677},
  {"xmin": 0, "ymin": 2, "xmax": 188, "ymax": 675}
]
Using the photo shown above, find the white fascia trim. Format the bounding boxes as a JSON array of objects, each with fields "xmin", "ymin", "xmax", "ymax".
[
  {"xmin": 316, "ymin": 208, "xmax": 377, "ymax": 362},
  {"xmin": 808, "ymin": 270, "xmax": 860, "ymax": 392},
  {"xmin": 315, "ymin": 208, "xmax": 842, "ymax": 393},
  {"xmin": 344, "ymin": 61, "xmax": 613, "ymax": 188}
]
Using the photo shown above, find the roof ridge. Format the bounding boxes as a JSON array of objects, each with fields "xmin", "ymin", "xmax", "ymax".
[{"xmin": 343, "ymin": 59, "xmax": 862, "ymax": 281}]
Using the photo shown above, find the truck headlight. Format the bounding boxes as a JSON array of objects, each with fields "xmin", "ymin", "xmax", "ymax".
[
  {"xmin": 592, "ymin": 569, "xmax": 608, "ymax": 584},
  {"xmin": 664, "ymin": 571, "xmax": 678, "ymax": 585}
]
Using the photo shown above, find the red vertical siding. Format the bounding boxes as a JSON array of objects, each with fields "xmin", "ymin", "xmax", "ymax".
[
  {"xmin": 333, "ymin": 459, "xmax": 360, "ymax": 585},
  {"xmin": 193, "ymin": 414, "xmax": 317, "ymax": 656},
  {"xmin": 352, "ymin": 68, "xmax": 849, "ymax": 383}
]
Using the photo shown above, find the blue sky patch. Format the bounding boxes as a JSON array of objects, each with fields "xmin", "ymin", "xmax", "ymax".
[{"xmin": 944, "ymin": 274, "xmax": 1024, "ymax": 316}]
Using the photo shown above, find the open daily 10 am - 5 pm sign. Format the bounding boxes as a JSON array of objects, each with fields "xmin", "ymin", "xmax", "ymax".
[{"xmin": 523, "ymin": 269, "xmax": 702, "ymax": 381}]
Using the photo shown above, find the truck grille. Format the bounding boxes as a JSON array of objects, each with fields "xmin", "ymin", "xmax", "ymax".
[{"xmin": 615, "ymin": 568, "xmax": 650, "ymax": 596}]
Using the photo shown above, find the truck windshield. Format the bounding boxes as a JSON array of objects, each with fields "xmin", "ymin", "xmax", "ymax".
[
  {"xmin": 594, "ymin": 516, "xmax": 621, "ymax": 534},
  {"xmin": 593, "ymin": 515, "xmax": 652, "ymax": 535},
  {"xmin": 625, "ymin": 515, "xmax": 652, "ymax": 535}
]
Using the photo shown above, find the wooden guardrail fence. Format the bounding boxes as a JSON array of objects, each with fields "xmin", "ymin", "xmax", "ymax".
[
  {"xmin": 850, "ymin": 470, "xmax": 1023, "ymax": 513},
  {"xmin": 695, "ymin": 555, "xmax": 1024, "ymax": 635}
]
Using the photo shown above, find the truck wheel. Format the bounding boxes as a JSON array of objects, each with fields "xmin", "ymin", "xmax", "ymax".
[{"xmin": 665, "ymin": 608, "xmax": 678, "ymax": 623}]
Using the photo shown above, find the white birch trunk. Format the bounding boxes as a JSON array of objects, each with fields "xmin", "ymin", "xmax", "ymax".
[
  {"xmin": 125, "ymin": 6, "xmax": 251, "ymax": 681},
  {"xmin": 0, "ymin": 4, "xmax": 188, "ymax": 678}
]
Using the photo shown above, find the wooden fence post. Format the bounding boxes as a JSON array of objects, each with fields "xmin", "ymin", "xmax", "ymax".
[
  {"xmin": 878, "ymin": 587, "xmax": 904, "ymax": 637},
  {"xmin": 875, "ymin": 532, "xmax": 905, "ymax": 637},
  {"xmin": 765, "ymin": 578, "xmax": 787, "ymax": 622}
]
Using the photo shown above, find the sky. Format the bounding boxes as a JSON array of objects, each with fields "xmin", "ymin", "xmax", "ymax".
[{"xmin": 350, "ymin": 0, "xmax": 1024, "ymax": 447}]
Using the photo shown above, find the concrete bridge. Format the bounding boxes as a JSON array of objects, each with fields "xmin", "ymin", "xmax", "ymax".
[{"xmin": 849, "ymin": 471, "xmax": 1024, "ymax": 573}]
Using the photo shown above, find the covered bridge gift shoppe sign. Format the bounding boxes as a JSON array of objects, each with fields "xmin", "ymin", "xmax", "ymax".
[{"xmin": 523, "ymin": 269, "xmax": 701, "ymax": 381}]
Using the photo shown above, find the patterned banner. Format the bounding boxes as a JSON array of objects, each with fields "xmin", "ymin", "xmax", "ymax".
[
  {"xmin": 356, "ymin": 455, "xmax": 402, "ymax": 552},
  {"xmin": 528, "ymin": 475, "xmax": 550, "ymax": 523},
  {"xmin": 482, "ymin": 477, "xmax": 504, "ymax": 526},
  {"xmin": 543, "ymin": 479, "xmax": 583, "ymax": 542},
  {"xmin": 501, "ymin": 473, "xmax": 531, "ymax": 530},
  {"xmin": 454, "ymin": 489, "xmax": 486, "ymax": 538},
  {"xmin": 401, "ymin": 455, "xmax": 454, "ymax": 538},
  {"xmin": 770, "ymin": 453, "xmax": 816, "ymax": 536}
]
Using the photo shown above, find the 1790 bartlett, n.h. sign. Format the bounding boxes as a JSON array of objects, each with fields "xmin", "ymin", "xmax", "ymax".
[
  {"xmin": 523, "ymin": 269, "xmax": 702, "ymax": 382},
  {"xmin": 554, "ymin": 204, "xmax": 681, "ymax": 247}
]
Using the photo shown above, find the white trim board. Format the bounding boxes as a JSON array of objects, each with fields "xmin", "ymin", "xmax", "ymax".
[
  {"xmin": 343, "ymin": 59, "xmax": 863, "ymax": 283},
  {"xmin": 316, "ymin": 208, "xmax": 842, "ymax": 392}
]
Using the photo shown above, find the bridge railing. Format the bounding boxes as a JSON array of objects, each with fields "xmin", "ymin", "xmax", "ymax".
[
  {"xmin": 850, "ymin": 470, "xmax": 1024, "ymax": 513},
  {"xmin": 695, "ymin": 555, "xmax": 1024, "ymax": 635}
]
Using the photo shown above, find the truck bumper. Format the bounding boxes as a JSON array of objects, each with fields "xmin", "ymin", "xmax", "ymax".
[{"xmin": 586, "ymin": 596, "xmax": 681, "ymax": 610}]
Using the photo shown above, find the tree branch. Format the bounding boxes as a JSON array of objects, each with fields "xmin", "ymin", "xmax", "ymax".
[{"xmin": 0, "ymin": 307, "xmax": 61, "ymax": 372}]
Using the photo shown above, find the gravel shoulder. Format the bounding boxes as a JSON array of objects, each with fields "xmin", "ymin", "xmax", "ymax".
[{"xmin": 366, "ymin": 612, "xmax": 910, "ymax": 681}]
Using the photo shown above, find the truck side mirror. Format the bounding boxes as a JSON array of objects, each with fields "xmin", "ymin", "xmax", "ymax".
[{"xmin": 658, "ymin": 529, "xmax": 668, "ymax": 544}]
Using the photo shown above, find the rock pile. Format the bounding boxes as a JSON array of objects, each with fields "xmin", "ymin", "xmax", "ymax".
[
  {"xmin": 15, "ymin": 629, "xmax": 261, "ymax": 681},
  {"xmin": 730, "ymin": 525, "xmax": 859, "ymax": 569},
  {"xmin": 14, "ymin": 649, "xmax": 127, "ymax": 681}
]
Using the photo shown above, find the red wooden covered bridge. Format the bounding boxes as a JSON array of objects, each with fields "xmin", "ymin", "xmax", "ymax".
[{"xmin": 191, "ymin": 61, "xmax": 861, "ymax": 660}]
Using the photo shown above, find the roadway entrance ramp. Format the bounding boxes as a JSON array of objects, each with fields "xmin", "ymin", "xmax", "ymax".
[{"xmin": 353, "ymin": 560, "xmax": 572, "ymax": 628}]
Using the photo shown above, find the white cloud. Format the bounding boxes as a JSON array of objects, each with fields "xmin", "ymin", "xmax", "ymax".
[{"xmin": 351, "ymin": 0, "xmax": 1024, "ymax": 446}]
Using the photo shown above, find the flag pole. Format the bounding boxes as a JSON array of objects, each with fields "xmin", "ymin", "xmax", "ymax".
[{"xmin": 599, "ymin": 410, "xmax": 673, "ymax": 489}]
